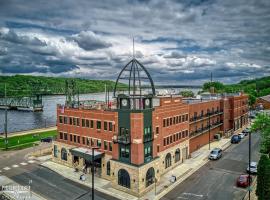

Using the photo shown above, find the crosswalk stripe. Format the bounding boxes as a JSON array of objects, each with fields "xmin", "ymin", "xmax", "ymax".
[
  {"xmin": 28, "ymin": 160, "xmax": 35, "ymax": 163},
  {"xmin": 20, "ymin": 162, "xmax": 28, "ymax": 166},
  {"xmin": 3, "ymin": 167, "xmax": 11, "ymax": 170},
  {"xmin": 12, "ymin": 165, "xmax": 19, "ymax": 168}
]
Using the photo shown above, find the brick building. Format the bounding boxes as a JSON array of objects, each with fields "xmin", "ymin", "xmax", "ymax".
[
  {"xmin": 255, "ymin": 95, "xmax": 270, "ymax": 110},
  {"xmin": 52, "ymin": 58, "xmax": 249, "ymax": 196}
]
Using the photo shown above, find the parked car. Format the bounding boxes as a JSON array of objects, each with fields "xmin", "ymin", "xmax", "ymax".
[
  {"xmin": 242, "ymin": 128, "xmax": 251, "ymax": 136},
  {"xmin": 236, "ymin": 174, "xmax": 252, "ymax": 188},
  {"xmin": 40, "ymin": 137, "xmax": 53, "ymax": 143},
  {"xmin": 247, "ymin": 162, "xmax": 257, "ymax": 174},
  {"xmin": 231, "ymin": 135, "xmax": 241, "ymax": 143},
  {"xmin": 208, "ymin": 148, "xmax": 222, "ymax": 160},
  {"xmin": 238, "ymin": 133, "xmax": 245, "ymax": 139}
]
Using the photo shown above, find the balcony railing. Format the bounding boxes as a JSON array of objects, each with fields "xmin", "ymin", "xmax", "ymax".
[
  {"xmin": 189, "ymin": 110, "xmax": 223, "ymax": 123},
  {"xmin": 113, "ymin": 134, "xmax": 131, "ymax": 144},
  {"xmin": 190, "ymin": 121, "xmax": 223, "ymax": 137}
]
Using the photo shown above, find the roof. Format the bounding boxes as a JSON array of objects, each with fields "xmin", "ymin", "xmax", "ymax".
[
  {"xmin": 259, "ymin": 95, "xmax": 270, "ymax": 102},
  {"xmin": 70, "ymin": 147, "xmax": 104, "ymax": 161}
]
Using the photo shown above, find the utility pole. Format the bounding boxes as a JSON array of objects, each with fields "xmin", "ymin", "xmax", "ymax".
[
  {"xmin": 248, "ymin": 130, "xmax": 251, "ymax": 199},
  {"xmin": 91, "ymin": 147, "xmax": 99, "ymax": 200},
  {"xmin": 4, "ymin": 83, "xmax": 8, "ymax": 150},
  {"xmin": 208, "ymin": 111, "xmax": 211, "ymax": 150}
]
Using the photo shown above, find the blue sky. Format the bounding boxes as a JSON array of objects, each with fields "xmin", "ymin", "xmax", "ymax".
[{"xmin": 0, "ymin": 0, "xmax": 269, "ymax": 84}]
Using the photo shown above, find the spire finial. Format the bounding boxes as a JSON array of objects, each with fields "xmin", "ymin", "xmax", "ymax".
[{"xmin": 133, "ymin": 37, "xmax": 135, "ymax": 59}]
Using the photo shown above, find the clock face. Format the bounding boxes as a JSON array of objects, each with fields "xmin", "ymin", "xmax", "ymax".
[
  {"xmin": 145, "ymin": 99, "xmax": 150, "ymax": 106},
  {"xmin": 121, "ymin": 99, "xmax": 128, "ymax": 107}
]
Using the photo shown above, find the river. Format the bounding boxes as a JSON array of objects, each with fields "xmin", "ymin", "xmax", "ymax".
[{"xmin": 0, "ymin": 88, "xmax": 199, "ymax": 133}]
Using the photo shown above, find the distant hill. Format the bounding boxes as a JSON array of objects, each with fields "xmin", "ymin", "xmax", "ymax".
[
  {"xmin": 202, "ymin": 76, "xmax": 270, "ymax": 105},
  {"xmin": 0, "ymin": 75, "xmax": 127, "ymax": 97}
]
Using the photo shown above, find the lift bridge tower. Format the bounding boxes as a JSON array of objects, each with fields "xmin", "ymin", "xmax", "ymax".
[{"xmin": 65, "ymin": 79, "xmax": 79, "ymax": 108}]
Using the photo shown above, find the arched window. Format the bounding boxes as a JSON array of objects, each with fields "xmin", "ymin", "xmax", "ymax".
[
  {"xmin": 146, "ymin": 167, "xmax": 155, "ymax": 187},
  {"xmin": 53, "ymin": 145, "xmax": 58, "ymax": 158},
  {"xmin": 61, "ymin": 148, "xmax": 67, "ymax": 161},
  {"xmin": 175, "ymin": 148, "xmax": 181, "ymax": 163},
  {"xmin": 165, "ymin": 153, "xmax": 171, "ymax": 169},
  {"xmin": 118, "ymin": 169, "xmax": 130, "ymax": 188},
  {"xmin": 107, "ymin": 161, "xmax": 111, "ymax": 176}
]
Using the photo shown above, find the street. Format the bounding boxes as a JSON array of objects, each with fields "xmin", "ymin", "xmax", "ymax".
[
  {"xmin": 162, "ymin": 132, "xmax": 261, "ymax": 200},
  {"xmin": 0, "ymin": 145, "xmax": 118, "ymax": 200}
]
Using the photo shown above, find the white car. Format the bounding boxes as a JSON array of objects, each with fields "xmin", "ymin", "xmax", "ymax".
[
  {"xmin": 238, "ymin": 133, "xmax": 245, "ymax": 139},
  {"xmin": 247, "ymin": 162, "xmax": 257, "ymax": 174}
]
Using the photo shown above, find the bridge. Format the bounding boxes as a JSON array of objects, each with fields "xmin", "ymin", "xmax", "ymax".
[{"xmin": 0, "ymin": 95, "xmax": 43, "ymax": 111}]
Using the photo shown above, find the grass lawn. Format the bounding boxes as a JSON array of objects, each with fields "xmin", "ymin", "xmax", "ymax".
[{"xmin": 0, "ymin": 130, "xmax": 57, "ymax": 150}]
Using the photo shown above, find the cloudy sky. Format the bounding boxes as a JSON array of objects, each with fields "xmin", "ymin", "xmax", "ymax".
[{"xmin": 0, "ymin": 0, "xmax": 269, "ymax": 84}]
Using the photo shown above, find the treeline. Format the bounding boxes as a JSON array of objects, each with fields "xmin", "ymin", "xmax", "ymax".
[
  {"xmin": 202, "ymin": 76, "xmax": 270, "ymax": 105},
  {"xmin": 0, "ymin": 75, "xmax": 126, "ymax": 97}
]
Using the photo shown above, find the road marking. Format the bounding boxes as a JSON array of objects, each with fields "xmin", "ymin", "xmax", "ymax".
[
  {"xmin": 178, "ymin": 197, "xmax": 188, "ymax": 199},
  {"xmin": 28, "ymin": 160, "xmax": 35, "ymax": 163},
  {"xmin": 183, "ymin": 193, "xmax": 204, "ymax": 198},
  {"xmin": 3, "ymin": 167, "xmax": 11, "ymax": 171},
  {"xmin": 12, "ymin": 165, "xmax": 19, "ymax": 168},
  {"xmin": 20, "ymin": 162, "xmax": 28, "ymax": 166}
]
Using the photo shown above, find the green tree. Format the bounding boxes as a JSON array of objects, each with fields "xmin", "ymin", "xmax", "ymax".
[
  {"xmin": 179, "ymin": 90, "xmax": 194, "ymax": 97},
  {"xmin": 203, "ymin": 81, "xmax": 225, "ymax": 92},
  {"xmin": 256, "ymin": 154, "xmax": 270, "ymax": 200},
  {"xmin": 248, "ymin": 94, "xmax": 256, "ymax": 106},
  {"xmin": 251, "ymin": 113, "xmax": 270, "ymax": 155}
]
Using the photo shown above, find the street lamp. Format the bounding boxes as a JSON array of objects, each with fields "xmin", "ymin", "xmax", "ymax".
[
  {"xmin": 91, "ymin": 146, "xmax": 99, "ymax": 200},
  {"xmin": 208, "ymin": 111, "xmax": 211, "ymax": 150},
  {"xmin": 248, "ymin": 123, "xmax": 251, "ymax": 200}
]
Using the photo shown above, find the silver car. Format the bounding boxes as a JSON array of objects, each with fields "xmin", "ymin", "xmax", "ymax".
[
  {"xmin": 246, "ymin": 162, "xmax": 257, "ymax": 174},
  {"xmin": 208, "ymin": 148, "xmax": 222, "ymax": 160}
]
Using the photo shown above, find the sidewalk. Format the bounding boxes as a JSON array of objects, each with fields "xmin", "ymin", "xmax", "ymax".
[
  {"xmin": 0, "ymin": 175, "xmax": 46, "ymax": 200},
  {"xmin": 41, "ymin": 137, "xmax": 231, "ymax": 200}
]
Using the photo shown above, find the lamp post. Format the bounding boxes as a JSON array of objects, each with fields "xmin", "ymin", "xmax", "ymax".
[
  {"xmin": 91, "ymin": 146, "xmax": 99, "ymax": 200},
  {"xmin": 248, "ymin": 123, "xmax": 251, "ymax": 200},
  {"xmin": 4, "ymin": 83, "xmax": 8, "ymax": 150}
]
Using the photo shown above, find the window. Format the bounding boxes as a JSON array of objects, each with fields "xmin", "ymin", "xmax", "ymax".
[
  {"xmin": 64, "ymin": 117, "xmax": 68, "ymax": 124},
  {"xmin": 77, "ymin": 136, "xmax": 80, "ymax": 143},
  {"xmin": 185, "ymin": 130, "xmax": 188, "ymax": 137},
  {"xmin": 59, "ymin": 132, "xmax": 63, "ymax": 139},
  {"xmin": 144, "ymin": 145, "xmax": 152, "ymax": 162},
  {"xmin": 163, "ymin": 119, "xmax": 166, "ymax": 127},
  {"xmin": 61, "ymin": 148, "xmax": 67, "ymax": 161},
  {"xmin": 109, "ymin": 142, "xmax": 112, "ymax": 151},
  {"xmin": 179, "ymin": 115, "xmax": 182, "ymax": 123},
  {"xmin": 176, "ymin": 133, "xmax": 179, "ymax": 140},
  {"xmin": 97, "ymin": 121, "xmax": 101, "ymax": 129},
  {"xmin": 72, "ymin": 118, "xmax": 76, "ymax": 126},
  {"xmin": 166, "ymin": 118, "xmax": 169, "ymax": 126},
  {"xmin": 59, "ymin": 116, "xmax": 63, "ymax": 123},
  {"xmin": 163, "ymin": 138, "xmax": 166, "ymax": 146},
  {"xmin": 70, "ymin": 134, "xmax": 72, "ymax": 142},
  {"xmin": 167, "ymin": 137, "xmax": 169, "ymax": 145},
  {"xmin": 76, "ymin": 118, "xmax": 80, "ymax": 126},
  {"xmin": 104, "ymin": 141, "xmax": 108, "ymax": 150},
  {"xmin": 82, "ymin": 137, "xmax": 85, "ymax": 145},
  {"xmin": 53, "ymin": 145, "xmax": 58, "ymax": 157},
  {"xmin": 165, "ymin": 153, "xmax": 171, "ymax": 168},
  {"xmin": 173, "ymin": 117, "xmax": 176, "ymax": 124},
  {"xmin": 170, "ymin": 118, "xmax": 172, "ymax": 125},
  {"xmin": 182, "ymin": 115, "xmax": 185, "ymax": 122},
  {"xmin": 90, "ymin": 120, "xmax": 94, "ymax": 128},
  {"xmin": 146, "ymin": 167, "xmax": 155, "ymax": 187},
  {"xmin": 64, "ymin": 133, "xmax": 68, "ymax": 140},
  {"xmin": 91, "ymin": 138, "xmax": 94, "ymax": 146},
  {"xmin": 173, "ymin": 134, "xmax": 175, "ymax": 142},
  {"xmin": 179, "ymin": 132, "xmax": 182, "ymax": 139},
  {"xmin": 170, "ymin": 135, "xmax": 172, "ymax": 143},
  {"xmin": 86, "ymin": 119, "xmax": 90, "ymax": 127},
  {"xmin": 156, "ymin": 127, "xmax": 159, "ymax": 134},
  {"xmin": 109, "ymin": 122, "xmax": 113, "ymax": 131},
  {"xmin": 97, "ymin": 139, "xmax": 101, "ymax": 147},
  {"xmin": 185, "ymin": 114, "xmax": 188, "ymax": 121},
  {"xmin": 87, "ymin": 138, "xmax": 90, "ymax": 145},
  {"xmin": 157, "ymin": 145, "xmax": 160, "ymax": 152},
  {"xmin": 82, "ymin": 119, "xmax": 85, "ymax": 127},
  {"xmin": 182, "ymin": 131, "xmax": 185, "ymax": 138},
  {"xmin": 201, "ymin": 110, "xmax": 204, "ymax": 117},
  {"xmin": 69, "ymin": 117, "xmax": 72, "ymax": 125},
  {"xmin": 120, "ymin": 146, "xmax": 130, "ymax": 158},
  {"xmin": 74, "ymin": 135, "xmax": 76, "ymax": 142},
  {"xmin": 175, "ymin": 149, "xmax": 181, "ymax": 163},
  {"xmin": 118, "ymin": 169, "xmax": 130, "ymax": 188},
  {"xmin": 107, "ymin": 161, "xmax": 111, "ymax": 176},
  {"xmin": 104, "ymin": 121, "xmax": 108, "ymax": 131}
]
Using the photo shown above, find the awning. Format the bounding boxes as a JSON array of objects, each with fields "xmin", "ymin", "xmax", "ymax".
[{"xmin": 70, "ymin": 147, "xmax": 104, "ymax": 161}]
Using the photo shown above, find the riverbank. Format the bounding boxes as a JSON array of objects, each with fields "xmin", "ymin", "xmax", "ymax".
[{"xmin": 0, "ymin": 127, "xmax": 57, "ymax": 151}]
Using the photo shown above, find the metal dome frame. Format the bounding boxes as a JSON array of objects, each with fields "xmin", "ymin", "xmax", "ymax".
[{"xmin": 113, "ymin": 58, "xmax": 156, "ymax": 97}]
